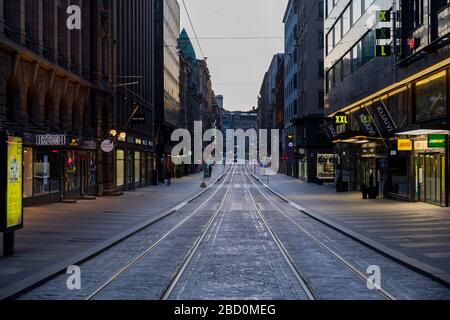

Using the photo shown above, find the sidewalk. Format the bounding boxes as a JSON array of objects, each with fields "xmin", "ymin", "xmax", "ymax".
[
  {"xmin": 0, "ymin": 166, "xmax": 226, "ymax": 299},
  {"xmin": 254, "ymin": 170, "xmax": 450, "ymax": 284}
]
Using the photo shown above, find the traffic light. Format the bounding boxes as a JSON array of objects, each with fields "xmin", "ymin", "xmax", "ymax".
[{"xmin": 287, "ymin": 134, "xmax": 294, "ymax": 149}]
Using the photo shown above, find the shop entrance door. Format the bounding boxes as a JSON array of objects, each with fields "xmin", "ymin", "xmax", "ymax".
[
  {"xmin": 415, "ymin": 153, "xmax": 446, "ymax": 206},
  {"xmin": 80, "ymin": 151, "xmax": 97, "ymax": 196},
  {"xmin": 64, "ymin": 150, "xmax": 81, "ymax": 199}
]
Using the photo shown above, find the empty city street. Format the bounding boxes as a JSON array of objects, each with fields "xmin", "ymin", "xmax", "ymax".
[{"xmin": 15, "ymin": 165, "xmax": 450, "ymax": 300}]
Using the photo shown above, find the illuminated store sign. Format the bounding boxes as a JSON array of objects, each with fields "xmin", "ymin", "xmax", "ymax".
[
  {"xmin": 428, "ymin": 134, "xmax": 446, "ymax": 149},
  {"xmin": 398, "ymin": 139, "xmax": 413, "ymax": 151},
  {"xmin": 1, "ymin": 135, "xmax": 24, "ymax": 232},
  {"xmin": 35, "ymin": 134, "xmax": 66, "ymax": 146}
]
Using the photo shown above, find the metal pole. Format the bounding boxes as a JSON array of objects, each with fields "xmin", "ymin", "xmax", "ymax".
[{"xmin": 3, "ymin": 231, "xmax": 15, "ymax": 257}]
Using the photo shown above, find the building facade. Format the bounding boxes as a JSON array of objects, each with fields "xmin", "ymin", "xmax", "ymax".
[
  {"xmin": 325, "ymin": 0, "xmax": 450, "ymax": 207},
  {"xmin": 0, "ymin": 0, "xmax": 113, "ymax": 205},
  {"xmin": 284, "ymin": 0, "xmax": 333, "ymax": 183},
  {"xmin": 111, "ymin": 0, "xmax": 156, "ymax": 192},
  {"xmin": 154, "ymin": 0, "xmax": 181, "ymax": 180},
  {"xmin": 283, "ymin": 0, "xmax": 301, "ymax": 177}
]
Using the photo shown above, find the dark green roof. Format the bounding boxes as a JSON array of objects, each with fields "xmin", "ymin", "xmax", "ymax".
[{"xmin": 179, "ymin": 28, "xmax": 197, "ymax": 60}]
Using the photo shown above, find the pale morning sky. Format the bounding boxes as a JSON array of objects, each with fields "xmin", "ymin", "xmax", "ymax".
[{"xmin": 180, "ymin": 0, "xmax": 289, "ymax": 111}]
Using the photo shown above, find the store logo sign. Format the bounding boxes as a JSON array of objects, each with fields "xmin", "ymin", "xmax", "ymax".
[
  {"xmin": 428, "ymin": 134, "xmax": 446, "ymax": 148},
  {"xmin": 334, "ymin": 113, "xmax": 348, "ymax": 125},
  {"xmin": 101, "ymin": 139, "xmax": 114, "ymax": 153},
  {"xmin": 398, "ymin": 139, "xmax": 413, "ymax": 151},
  {"xmin": 35, "ymin": 134, "xmax": 66, "ymax": 146}
]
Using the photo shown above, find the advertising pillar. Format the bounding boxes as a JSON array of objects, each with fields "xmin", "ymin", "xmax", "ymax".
[{"xmin": 0, "ymin": 132, "xmax": 24, "ymax": 257}]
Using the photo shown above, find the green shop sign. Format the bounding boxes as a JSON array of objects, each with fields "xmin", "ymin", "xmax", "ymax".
[{"xmin": 428, "ymin": 134, "xmax": 446, "ymax": 148}]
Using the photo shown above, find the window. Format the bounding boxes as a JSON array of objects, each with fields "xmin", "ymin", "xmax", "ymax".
[
  {"xmin": 326, "ymin": 31, "xmax": 334, "ymax": 54},
  {"xmin": 353, "ymin": 0, "xmax": 363, "ymax": 24},
  {"xmin": 334, "ymin": 59, "xmax": 343, "ymax": 83},
  {"xmin": 361, "ymin": 30, "xmax": 375, "ymax": 65},
  {"xmin": 319, "ymin": 31, "xmax": 324, "ymax": 48},
  {"xmin": 327, "ymin": 0, "xmax": 334, "ymax": 16},
  {"xmin": 334, "ymin": 17, "xmax": 342, "ymax": 45},
  {"xmin": 134, "ymin": 151, "xmax": 141, "ymax": 183},
  {"xmin": 414, "ymin": 0, "xmax": 425, "ymax": 28},
  {"xmin": 343, "ymin": 5, "xmax": 351, "ymax": 36},
  {"xmin": 352, "ymin": 41, "xmax": 362, "ymax": 72},
  {"xmin": 319, "ymin": 1, "xmax": 324, "ymax": 19},
  {"xmin": 317, "ymin": 154, "xmax": 335, "ymax": 179},
  {"xmin": 415, "ymin": 71, "xmax": 447, "ymax": 121},
  {"xmin": 318, "ymin": 60, "xmax": 324, "ymax": 78},
  {"xmin": 318, "ymin": 90, "xmax": 325, "ymax": 109},
  {"xmin": 294, "ymin": 99, "xmax": 298, "ymax": 115},
  {"xmin": 327, "ymin": 68, "xmax": 334, "ymax": 91},
  {"xmin": 343, "ymin": 52, "xmax": 352, "ymax": 79},
  {"xmin": 117, "ymin": 149, "xmax": 125, "ymax": 187},
  {"xmin": 24, "ymin": 148, "xmax": 33, "ymax": 198}
]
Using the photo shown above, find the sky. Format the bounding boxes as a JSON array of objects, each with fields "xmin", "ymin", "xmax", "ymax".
[{"xmin": 180, "ymin": 0, "xmax": 289, "ymax": 111}]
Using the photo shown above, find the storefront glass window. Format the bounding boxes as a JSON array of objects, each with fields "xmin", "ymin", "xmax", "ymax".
[
  {"xmin": 23, "ymin": 147, "xmax": 33, "ymax": 198},
  {"xmin": 134, "ymin": 151, "xmax": 141, "ymax": 183},
  {"xmin": 65, "ymin": 151, "xmax": 80, "ymax": 193},
  {"xmin": 117, "ymin": 149, "xmax": 125, "ymax": 187},
  {"xmin": 415, "ymin": 71, "xmax": 447, "ymax": 121},
  {"xmin": 317, "ymin": 154, "xmax": 336, "ymax": 179},
  {"xmin": 34, "ymin": 150, "xmax": 58, "ymax": 196},
  {"xmin": 389, "ymin": 150, "xmax": 411, "ymax": 198}
]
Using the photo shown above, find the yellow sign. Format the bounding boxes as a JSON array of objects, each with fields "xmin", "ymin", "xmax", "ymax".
[
  {"xmin": 6, "ymin": 136, "xmax": 23, "ymax": 228},
  {"xmin": 398, "ymin": 139, "xmax": 413, "ymax": 151}
]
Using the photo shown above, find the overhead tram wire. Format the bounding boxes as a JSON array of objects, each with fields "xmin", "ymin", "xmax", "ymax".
[{"xmin": 181, "ymin": 0, "xmax": 206, "ymax": 59}]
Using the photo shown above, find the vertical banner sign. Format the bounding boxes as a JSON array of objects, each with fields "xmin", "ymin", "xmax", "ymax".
[
  {"xmin": 372, "ymin": 100, "xmax": 397, "ymax": 134},
  {"xmin": 6, "ymin": 136, "xmax": 23, "ymax": 229},
  {"xmin": 354, "ymin": 108, "xmax": 378, "ymax": 137}
]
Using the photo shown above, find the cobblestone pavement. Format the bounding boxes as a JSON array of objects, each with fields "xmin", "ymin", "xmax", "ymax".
[
  {"xmin": 246, "ymin": 168, "xmax": 450, "ymax": 300},
  {"xmin": 252, "ymin": 167, "xmax": 450, "ymax": 285},
  {"xmin": 168, "ymin": 167, "xmax": 309, "ymax": 300},
  {"xmin": 19, "ymin": 165, "xmax": 450, "ymax": 300},
  {"xmin": 0, "ymin": 167, "xmax": 225, "ymax": 298}
]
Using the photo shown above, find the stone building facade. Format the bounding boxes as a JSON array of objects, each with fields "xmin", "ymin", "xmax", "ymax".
[{"xmin": 0, "ymin": 0, "xmax": 113, "ymax": 205}]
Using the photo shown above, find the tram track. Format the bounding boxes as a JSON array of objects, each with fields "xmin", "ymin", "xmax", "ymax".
[
  {"xmin": 84, "ymin": 165, "xmax": 238, "ymax": 300},
  {"xmin": 243, "ymin": 165, "xmax": 397, "ymax": 300}
]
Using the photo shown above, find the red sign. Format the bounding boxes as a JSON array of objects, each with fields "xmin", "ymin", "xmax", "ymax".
[
  {"xmin": 408, "ymin": 37, "xmax": 419, "ymax": 50},
  {"xmin": 281, "ymin": 154, "xmax": 289, "ymax": 161}
]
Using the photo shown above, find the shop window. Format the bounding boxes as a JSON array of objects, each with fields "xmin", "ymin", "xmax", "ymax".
[
  {"xmin": 34, "ymin": 151, "xmax": 54, "ymax": 196},
  {"xmin": 116, "ymin": 149, "xmax": 125, "ymax": 187},
  {"xmin": 23, "ymin": 148, "xmax": 33, "ymax": 198},
  {"xmin": 389, "ymin": 150, "xmax": 411, "ymax": 198},
  {"xmin": 134, "ymin": 151, "xmax": 141, "ymax": 183},
  {"xmin": 415, "ymin": 71, "xmax": 447, "ymax": 122},
  {"xmin": 65, "ymin": 151, "xmax": 79, "ymax": 192},
  {"xmin": 317, "ymin": 154, "xmax": 335, "ymax": 180}
]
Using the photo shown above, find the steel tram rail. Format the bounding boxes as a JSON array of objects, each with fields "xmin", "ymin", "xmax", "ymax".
[{"xmin": 243, "ymin": 165, "xmax": 397, "ymax": 300}]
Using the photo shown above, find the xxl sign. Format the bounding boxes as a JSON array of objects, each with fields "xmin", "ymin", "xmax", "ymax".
[{"xmin": 1, "ymin": 134, "xmax": 23, "ymax": 232}]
